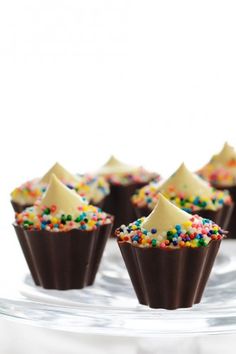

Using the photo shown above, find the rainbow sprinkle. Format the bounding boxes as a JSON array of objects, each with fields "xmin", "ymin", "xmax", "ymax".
[
  {"xmin": 102, "ymin": 169, "xmax": 160, "ymax": 186},
  {"xmin": 11, "ymin": 175, "xmax": 110, "ymax": 206},
  {"xmin": 116, "ymin": 215, "xmax": 225, "ymax": 249},
  {"xmin": 132, "ymin": 182, "xmax": 232, "ymax": 212},
  {"xmin": 76, "ymin": 174, "xmax": 110, "ymax": 203},
  {"xmin": 15, "ymin": 204, "xmax": 112, "ymax": 232},
  {"xmin": 198, "ymin": 163, "xmax": 236, "ymax": 187}
]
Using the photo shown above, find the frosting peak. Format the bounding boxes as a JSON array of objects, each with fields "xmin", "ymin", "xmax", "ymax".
[
  {"xmin": 211, "ymin": 142, "xmax": 236, "ymax": 165},
  {"xmin": 40, "ymin": 162, "xmax": 79, "ymax": 185},
  {"xmin": 37, "ymin": 174, "xmax": 86, "ymax": 216},
  {"xmin": 142, "ymin": 194, "xmax": 191, "ymax": 232},
  {"xmin": 158, "ymin": 163, "xmax": 213, "ymax": 198},
  {"xmin": 98, "ymin": 155, "xmax": 138, "ymax": 176}
]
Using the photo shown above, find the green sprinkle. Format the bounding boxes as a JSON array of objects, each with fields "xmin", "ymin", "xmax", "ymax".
[
  {"xmin": 44, "ymin": 208, "xmax": 50, "ymax": 215},
  {"xmin": 151, "ymin": 239, "xmax": 157, "ymax": 247}
]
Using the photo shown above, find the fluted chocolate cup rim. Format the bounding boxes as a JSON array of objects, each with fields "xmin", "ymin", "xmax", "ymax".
[
  {"xmin": 118, "ymin": 238, "xmax": 221, "ymax": 252},
  {"xmin": 13, "ymin": 214, "xmax": 114, "ymax": 234},
  {"xmin": 211, "ymin": 182, "xmax": 236, "ymax": 190}
]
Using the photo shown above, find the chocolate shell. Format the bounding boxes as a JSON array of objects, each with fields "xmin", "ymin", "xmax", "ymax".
[
  {"xmin": 211, "ymin": 184, "xmax": 236, "ymax": 238},
  {"xmin": 14, "ymin": 221, "xmax": 113, "ymax": 290},
  {"xmin": 118, "ymin": 240, "xmax": 221, "ymax": 309},
  {"xmin": 11, "ymin": 201, "xmax": 32, "ymax": 213},
  {"xmin": 103, "ymin": 182, "xmax": 148, "ymax": 231}
]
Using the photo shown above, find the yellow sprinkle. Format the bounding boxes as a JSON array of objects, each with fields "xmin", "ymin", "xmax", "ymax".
[
  {"xmin": 51, "ymin": 217, "xmax": 58, "ymax": 224},
  {"xmin": 190, "ymin": 239, "xmax": 198, "ymax": 248},
  {"xmin": 175, "ymin": 197, "xmax": 180, "ymax": 204},
  {"xmin": 183, "ymin": 221, "xmax": 192, "ymax": 228},
  {"xmin": 88, "ymin": 220, "xmax": 95, "ymax": 227}
]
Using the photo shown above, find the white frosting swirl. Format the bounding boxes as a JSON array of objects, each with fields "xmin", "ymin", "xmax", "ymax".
[
  {"xmin": 211, "ymin": 142, "xmax": 236, "ymax": 165},
  {"xmin": 37, "ymin": 174, "xmax": 86, "ymax": 217},
  {"xmin": 158, "ymin": 163, "xmax": 213, "ymax": 198},
  {"xmin": 142, "ymin": 194, "xmax": 192, "ymax": 232},
  {"xmin": 98, "ymin": 156, "xmax": 139, "ymax": 176},
  {"xmin": 40, "ymin": 162, "xmax": 79, "ymax": 184}
]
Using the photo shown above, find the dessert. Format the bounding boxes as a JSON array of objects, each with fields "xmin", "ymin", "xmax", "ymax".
[
  {"xmin": 13, "ymin": 174, "xmax": 113, "ymax": 289},
  {"xmin": 76, "ymin": 174, "xmax": 110, "ymax": 208},
  {"xmin": 97, "ymin": 155, "xmax": 160, "ymax": 230},
  {"xmin": 198, "ymin": 142, "xmax": 236, "ymax": 237},
  {"xmin": 198, "ymin": 142, "xmax": 236, "ymax": 186},
  {"xmin": 11, "ymin": 162, "xmax": 110, "ymax": 212},
  {"xmin": 132, "ymin": 163, "xmax": 233, "ymax": 229},
  {"xmin": 116, "ymin": 194, "xmax": 225, "ymax": 309}
]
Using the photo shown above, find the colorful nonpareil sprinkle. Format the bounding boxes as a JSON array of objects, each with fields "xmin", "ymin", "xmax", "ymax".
[
  {"xmin": 132, "ymin": 182, "xmax": 232, "ymax": 212},
  {"xmin": 11, "ymin": 179, "xmax": 47, "ymax": 205},
  {"xmin": 15, "ymin": 204, "xmax": 112, "ymax": 232},
  {"xmin": 116, "ymin": 215, "xmax": 225, "ymax": 249},
  {"xmin": 11, "ymin": 176, "xmax": 110, "ymax": 206},
  {"xmin": 76, "ymin": 175, "xmax": 110, "ymax": 203},
  {"xmin": 103, "ymin": 170, "xmax": 160, "ymax": 186},
  {"xmin": 198, "ymin": 164, "xmax": 236, "ymax": 187}
]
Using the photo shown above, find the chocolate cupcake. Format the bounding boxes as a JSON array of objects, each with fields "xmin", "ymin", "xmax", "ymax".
[
  {"xmin": 116, "ymin": 194, "xmax": 225, "ymax": 309},
  {"xmin": 14, "ymin": 174, "xmax": 113, "ymax": 290},
  {"xmin": 76, "ymin": 174, "xmax": 110, "ymax": 209},
  {"xmin": 11, "ymin": 162, "xmax": 110, "ymax": 212},
  {"xmin": 198, "ymin": 143, "xmax": 236, "ymax": 237},
  {"xmin": 132, "ymin": 163, "xmax": 233, "ymax": 230},
  {"xmin": 96, "ymin": 156, "xmax": 160, "ymax": 230}
]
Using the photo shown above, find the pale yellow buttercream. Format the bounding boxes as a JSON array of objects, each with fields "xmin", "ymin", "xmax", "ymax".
[
  {"xmin": 37, "ymin": 174, "xmax": 86, "ymax": 216},
  {"xmin": 141, "ymin": 194, "xmax": 192, "ymax": 232}
]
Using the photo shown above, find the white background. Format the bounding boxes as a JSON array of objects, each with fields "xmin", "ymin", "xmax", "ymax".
[{"xmin": 1, "ymin": 1, "xmax": 236, "ymax": 352}]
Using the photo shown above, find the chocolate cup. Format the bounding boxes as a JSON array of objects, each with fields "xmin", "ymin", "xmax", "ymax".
[
  {"xmin": 211, "ymin": 184, "xmax": 236, "ymax": 238},
  {"xmin": 118, "ymin": 240, "xmax": 221, "ymax": 309},
  {"xmin": 103, "ymin": 182, "xmax": 149, "ymax": 231},
  {"xmin": 11, "ymin": 201, "xmax": 32, "ymax": 213},
  {"xmin": 13, "ymin": 221, "xmax": 113, "ymax": 290},
  {"xmin": 93, "ymin": 199, "xmax": 105, "ymax": 210},
  {"xmin": 134, "ymin": 203, "xmax": 233, "ymax": 231},
  {"xmin": 134, "ymin": 206, "xmax": 151, "ymax": 219}
]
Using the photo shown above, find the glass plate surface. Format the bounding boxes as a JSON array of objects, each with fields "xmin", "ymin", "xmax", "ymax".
[{"xmin": 0, "ymin": 239, "xmax": 236, "ymax": 337}]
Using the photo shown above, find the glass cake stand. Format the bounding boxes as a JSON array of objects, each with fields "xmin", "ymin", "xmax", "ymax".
[{"xmin": 0, "ymin": 238, "xmax": 236, "ymax": 338}]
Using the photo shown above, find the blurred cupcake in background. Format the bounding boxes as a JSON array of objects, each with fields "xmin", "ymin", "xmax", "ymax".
[
  {"xmin": 132, "ymin": 163, "xmax": 233, "ymax": 230},
  {"xmin": 116, "ymin": 194, "xmax": 225, "ymax": 309},
  {"xmin": 198, "ymin": 142, "xmax": 236, "ymax": 237},
  {"xmin": 76, "ymin": 174, "xmax": 110, "ymax": 209},
  {"xmin": 13, "ymin": 174, "xmax": 113, "ymax": 290},
  {"xmin": 11, "ymin": 162, "xmax": 110, "ymax": 212},
  {"xmin": 198, "ymin": 142, "xmax": 236, "ymax": 186},
  {"xmin": 96, "ymin": 155, "xmax": 160, "ymax": 230}
]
